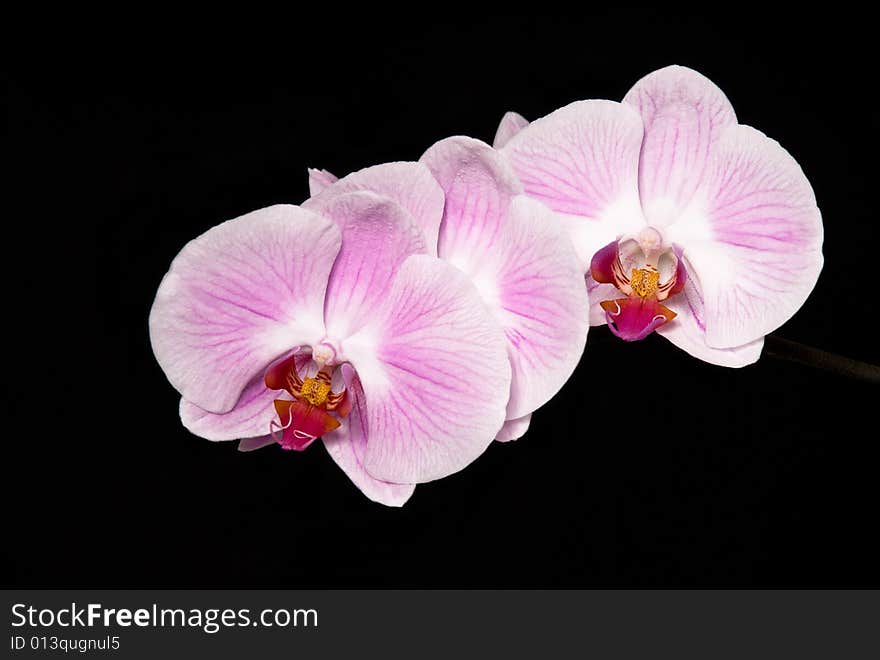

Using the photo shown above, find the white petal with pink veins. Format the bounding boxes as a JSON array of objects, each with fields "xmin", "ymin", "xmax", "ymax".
[
  {"xmin": 179, "ymin": 352, "xmax": 311, "ymax": 441},
  {"xmin": 420, "ymin": 136, "xmax": 523, "ymax": 270},
  {"xmin": 323, "ymin": 389, "xmax": 416, "ymax": 507},
  {"xmin": 501, "ymin": 100, "xmax": 648, "ymax": 264},
  {"xmin": 149, "ymin": 206, "xmax": 339, "ymax": 413},
  {"xmin": 491, "ymin": 197, "xmax": 589, "ymax": 418},
  {"xmin": 623, "ymin": 65, "xmax": 737, "ymax": 226},
  {"xmin": 421, "ymin": 137, "xmax": 589, "ymax": 419},
  {"xmin": 319, "ymin": 191, "xmax": 428, "ymax": 341},
  {"xmin": 304, "ymin": 162, "xmax": 445, "ymax": 256},
  {"xmin": 658, "ymin": 278, "xmax": 764, "ymax": 367},
  {"xmin": 669, "ymin": 125, "xmax": 823, "ymax": 348},
  {"xmin": 181, "ymin": 379, "xmax": 286, "ymax": 441},
  {"xmin": 343, "ymin": 255, "xmax": 511, "ymax": 483}
]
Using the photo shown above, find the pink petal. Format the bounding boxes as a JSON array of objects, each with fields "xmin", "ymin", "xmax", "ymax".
[
  {"xmin": 420, "ymin": 136, "xmax": 522, "ymax": 266},
  {"xmin": 318, "ymin": 191, "xmax": 427, "ymax": 341},
  {"xmin": 180, "ymin": 351, "xmax": 311, "ymax": 441},
  {"xmin": 304, "ymin": 162, "xmax": 444, "ymax": 256},
  {"xmin": 307, "ymin": 168, "xmax": 338, "ymax": 196},
  {"xmin": 492, "ymin": 111, "xmax": 529, "ymax": 148},
  {"xmin": 343, "ymin": 254, "xmax": 511, "ymax": 483},
  {"xmin": 495, "ymin": 414, "xmax": 531, "ymax": 442},
  {"xmin": 668, "ymin": 125, "xmax": 823, "ymax": 348},
  {"xmin": 421, "ymin": 138, "xmax": 589, "ymax": 419},
  {"xmin": 323, "ymin": 387, "xmax": 415, "ymax": 507},
  {"xmin": 493, "ymin": 198, "xmax": 590, "ymax": 418},
  {"xmin": 658, "ymin": 277, "xmax": 764, "ymax": 367},
  {"xmin": 181, "ymin": 379, "xmax": 286, "ymax": 441},
  {"xmin": 149, "ymin": 205, "xmax": 340, "ymax": 413},
  {"xmin": 500, "ymin": 100, "xmax": 648, "ymax": 265},
  {"xmin": 623, "ymin": 65, "xmax": 737, "ymax": 226},
  {"xmin": 324, "ymin": 434, "xmax": 415, "ymax": 507}
]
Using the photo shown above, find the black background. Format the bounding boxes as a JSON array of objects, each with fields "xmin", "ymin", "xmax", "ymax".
[{"xmin": 5, "ymin": 11, "xmax": 878, "ymax": 587}]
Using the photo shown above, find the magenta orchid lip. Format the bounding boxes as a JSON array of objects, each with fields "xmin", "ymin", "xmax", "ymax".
[{"xmin": 150, "ymin": 64, "xmax": 823, "ymax": 506}]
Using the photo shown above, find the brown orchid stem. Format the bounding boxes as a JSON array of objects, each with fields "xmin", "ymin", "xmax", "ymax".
[
  {"xmin": 587, "ymin": 328, "xmax": 879, "ymax": 384},
  {"xmin": 763, "ymin": 335, "xmax": 880, "ymax": 384}
]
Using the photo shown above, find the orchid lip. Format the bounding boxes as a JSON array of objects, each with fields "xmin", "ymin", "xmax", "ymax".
[
  {"xmin": 605, "ymin": 307, "xmax": 669, "ymax": 342},
  {"xmin": 602, "ymin": 297, "xmax": 677, "ymax": 342},
  {"xmin": 591, "ymin": 232, "xmax": 685, "ymax": 341},
  {"xmin": 264, "ymin": 347, "xmax": 352, "ymax": 451}
]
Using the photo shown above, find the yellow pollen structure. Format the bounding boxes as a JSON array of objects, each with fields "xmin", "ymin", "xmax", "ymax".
[
  {"xmin": 300, "ymin": 377, "xmax": 331, "ymax": 407},
  {"xmin": 630, "ymin": 268, "xmax": 660, "ymax": 298}
]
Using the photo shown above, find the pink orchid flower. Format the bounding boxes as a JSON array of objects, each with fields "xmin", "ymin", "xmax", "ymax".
[
  {"xmin": 149, "ymin": 195, "xmax": 512, "ymax": 506},
  {"xmin": 305, "ymin": 137, "xmax": 590, "ymax": 442},
  {"xmin": 494, "ymin": 66, "xmax": 824, "ymax": 367}
]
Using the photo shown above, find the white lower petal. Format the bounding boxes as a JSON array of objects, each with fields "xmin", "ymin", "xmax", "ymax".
[
  {"xmin": 322, "ymin": 400, "xmax": 415, "ymax": 507},
  {"xmin": 343, "ymin": 255, "xmax": 511, "ymax": 483},
  {"xmin": 658, "ymin": 279, "xmax": 763, "ymax": 367},
  {"xmin": 668, "ymin": 125, "xmax": 823, "ymax": 348}
]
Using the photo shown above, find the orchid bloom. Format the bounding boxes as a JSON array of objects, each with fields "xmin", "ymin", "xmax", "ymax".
[
  {"xmin": 149, "ymin": 196, "xmax": 512, "ymax": 506},
  {"xmin": 306, "ymin": 138, "xmax": 590, "ymax": 442},
  {"xmin": 494, "ymin": 66, "xmax": 824, "ymax": 367}
]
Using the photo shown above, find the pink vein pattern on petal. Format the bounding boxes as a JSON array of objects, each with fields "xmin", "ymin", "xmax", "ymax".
[
  {"xmin": 491, "ymin": 196, "xmax": 589, "ymax": 419},
  {"xmin": 323, "ymin": 387, "xmax": 415, "ymax": 507},
  {"xmin": 320, "ymin": 191, "xmax": 428, "ymax": 341},
  {"xmin": 657, "ymin": 278, "xmax": 763, "ymax": 367},
  {"xmin": 623, "ymin": 65, "xmax": 737, "ymax": 226},
  {"xmin": 493, "ymin": 111, "xmax": 529, "ymax": 148},
  {"xmin": 674, "ymin": 125, "xmax": 823, "ymax": 348},
  {"xmin": 422, "ymin": 139, "xmax": 588, "ymax": 417},
  {"xmin": 304, "ymin": 162, "xmax": 445, "ymax": 256},
  {"xmin": 149, "ymin": 205, "xmax": 340, "ymax": 413},
  {"xmin": 501, "ymin": 100, "xmax": 647, "ymax": 262},
  {"xmin": 344, "ymin": 255, "xmax": 511, "ymax": 483},
  {"xmin": 420, "ymin": 136, "xmax": 523, "ymax": 270},
  {"xmin": 179, "ymin": 352, "xmax": 311, "ymax": 441}
]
